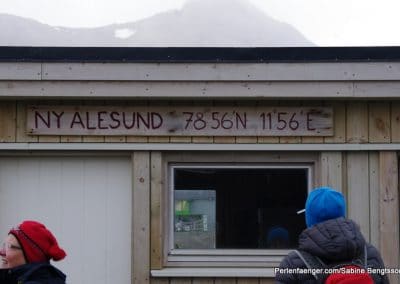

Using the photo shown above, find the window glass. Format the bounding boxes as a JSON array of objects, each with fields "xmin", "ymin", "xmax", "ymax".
[{"xmin": 173, "ymin": 166, "xmax": 308, "ymax": 250}]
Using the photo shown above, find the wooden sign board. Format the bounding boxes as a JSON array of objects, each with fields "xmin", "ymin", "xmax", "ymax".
[{"xmin": 27, "ymin": 105, "xmax": 333, "ymax": 136}]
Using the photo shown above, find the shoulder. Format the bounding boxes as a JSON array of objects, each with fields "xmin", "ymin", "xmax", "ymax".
[
  {"xmin": 14, "ymin": 263, "xmax": 66, "ymax": 284},
  {"xmin": 0, "ymin": 268, "xmax": 16, "ymax": 284},
  {"xmin": 279, "ymin": 251, "xmax": 304, "ymax": 268},
  {"xmin": 365, "ymin": 243, "xmax": 385, "ymax": 267},
  {"xmin": 275, "ymin": 251, "xmax": 313, "ymax": 283},
  {"xmin": 364, "ymin": 243, "xmax": 390, "ymax": 284}
]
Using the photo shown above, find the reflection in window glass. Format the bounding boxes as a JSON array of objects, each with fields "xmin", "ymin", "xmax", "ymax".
[
  {"xmin": 174, "ymin": 190, "xmax": 216, "ymax": 249},
  {"xmin": 173, "ymin": 167, "xmax": 308, "ymax": 250}
]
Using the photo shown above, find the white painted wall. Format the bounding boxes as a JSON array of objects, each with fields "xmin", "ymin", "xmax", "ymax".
[{"xmin": 0, "ymin": 155, "xmax": 132, "ymax": 284}]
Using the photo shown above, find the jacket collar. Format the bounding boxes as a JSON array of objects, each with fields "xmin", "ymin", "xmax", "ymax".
[{"xmin": 11, "ymin": 262, "xmax": 66, "ymax": 282}]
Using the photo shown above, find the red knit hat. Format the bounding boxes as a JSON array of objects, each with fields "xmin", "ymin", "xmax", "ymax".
[{"xmin": 9, "ymin": 220, "xmax": 66, "ymax": 263}]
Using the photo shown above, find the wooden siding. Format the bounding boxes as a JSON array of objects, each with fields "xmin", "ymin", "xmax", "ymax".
[
  {"xmin": 35, "ymin": 62, "xmax": 400, "ymax": 82},
  {"xmin": 148, "ymin": 150, "xmax": 399, "ymax": 282},
  {"xmin": 0, "ymin": 101, "xmax": 16, "ymax": 142},
  {"xmin": 320, "ymin": 152, "xmax": 343, "ymax": 192},
  {"xmin": 133, "ymin": 152, "xmax": 151, "ymax": 284},
  {"xmin": 0, "ymin": 62, "xmax": 399, "ymax": 82},
  {"xmin": 2, "ymin": 101, "xmax": 400, "ymax": 144},
  {"xmin": 379, "ymin": 152, "xmax": 399, "ymax": 284},
  {"xmin": 2, "ymin": 100, "xmax": 400, "ymax": 282},
  {"xmin": 347, "ymin": 152, "xmax": 370, "ymax": 238},
  {"xmin": 151, "ymin": 151, "xmax": 164, "ymax": 270}
]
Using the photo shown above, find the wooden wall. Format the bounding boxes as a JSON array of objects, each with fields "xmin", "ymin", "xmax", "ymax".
[
  {"xmin": 1, "ymin": 100, "xmax": 400, "ymax": 283},
  {"xmin": 0, "ymin": 100, "xmax": 399, "ymax": 144}
]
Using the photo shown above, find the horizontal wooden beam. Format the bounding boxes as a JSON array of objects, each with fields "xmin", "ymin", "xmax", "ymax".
[
  {"xmin": 1, "ymin": 143, "xmax": 400, "ymax": 151},
  {"xmin": 2, "ymin": 62, "xmax": 400, "ymax": 81},
  {"xmin": 151, "ymin": 268, "xmax": 275, "ymax": 278}
]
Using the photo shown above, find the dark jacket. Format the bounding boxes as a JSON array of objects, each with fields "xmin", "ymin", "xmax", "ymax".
[
  {"xmin": 275, "ymin": 217, "xmax": 389, "ymax": 283},
  {"xmin": 0, "ymin": 262, "xmax": 66, "ymax": 284}
]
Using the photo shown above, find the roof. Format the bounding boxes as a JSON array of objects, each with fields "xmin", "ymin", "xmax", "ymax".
[{"xmin": 1, "ymin": 46, "xmax": 400, "ymax": 63}]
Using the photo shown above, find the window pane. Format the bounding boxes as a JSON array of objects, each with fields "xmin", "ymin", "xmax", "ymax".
[{"xmin": 173, "ymin": 167, "xmax": 307, "ymax": 249}]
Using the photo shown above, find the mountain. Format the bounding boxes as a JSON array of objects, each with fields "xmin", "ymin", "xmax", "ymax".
[{"xmin": 0, "ymin": 0, "xmax": 313, "ymax": 46}]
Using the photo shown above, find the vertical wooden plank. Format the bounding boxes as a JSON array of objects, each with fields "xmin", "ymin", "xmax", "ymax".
[
  {"xmin": 127, "ymin": 136, "xmax": 149, "ymax": 143},
  {"xmin": 257, "ymin": 137, "xmax": 279, "ymax": 144},
  {"xmin": 151, "ymin": 278, "xmax": 169, "ymax": 284},
  {"xmin": 237, "ymin": 279, "xmax": 258, "ymax": 284},
  {"xmin": 379, "ymin": 151, "xmax": 399, "ymax": 284},
  {"xmin": 38, "ymin": 135, "xmax": 60, "ymax": 142},
  {"xmin": 369, "ymin": 102, "xmax": 390, "ymax": 143},
  {"xmin": 82, "ymin": 136, "xmax": 105, "ymax": 142},
  {"xmin": 341, "ymin": 152, "xmax": 348, "ymax": 201},
  {"xmin": 192, "ymin": 136, "xmax": 214, "ymax": 143},
  {"xmin": 391, "ymin": 102, "xmax": 400, "ymax": 142},
  {"xmin": 347, "ymin": 152, "xmax": 370, "ymax": 239},
  {"xmin": 213, "ymin": 137, "xmax": 235, "ymax": 143},
  {"xmin": 170, "ymin": 278, "xmax": 192, "ymax": 284},
  {"xmin": 236, "ymin": 136, "xmax": 257, "ymax": 143},
  {"xmin": 170, "ymin": 136, "xmax": 192, "ymax": 143},
  {"xmin": 324, "ymin": 102, "xmax": 346, "ymax": 143},
  {"xmin": 16, "ymin": 102, "xmax": 38, "ymax": 142},
  {"xmin": 301, "ymin": 136, "xmax": 324, "ymax": 143},
  {"xmin": 320, "ymin": 152, "xmax": 343, "ymax": 192},
  {"xmin": 149, "ymin": 136, "xmax": 170, "ymax": 143},
  {"xmin": 346, "ymin": 102, "xmax": 368, "ymax": 143},
  {"xmin": 279, "ymin": 136, "xmax": 301, "ymax": 144},
  {"xmin": 215, "ymin": 279, "xmax": 236, "ymax": 284},
  {"xmin": 192, "ymin": 278, "xmax": 214, "ymax": 284},
  {"xmin": 105, "ymin": 136, "xmax": 127, "ymax": 142},
  {"xmin": 60, "ymin": 135, "xmax": 82, "ymax": 142},
  {"xmin": 0, "ymin": 101, "xmax": 16, "ymax": 142},
  {"xmin": 369, "ymin": 152, "xmax": 380, "ymax": 247},
  {"xmin": 259, "ymin": 279, "xmax": 274, "ymax": 284},
  {"xmin": 133, "ymin": 152, "xmax": 151, "ymax": 284},
  {"xmin": 152, "ymin": 278, "xmax": 170, "ymax": 284},
  {"xmin": 151, "ymin": 152, "xmax": 163, "ymax": 269}
]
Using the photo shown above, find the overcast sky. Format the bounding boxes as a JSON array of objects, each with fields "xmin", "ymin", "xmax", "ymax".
[{"xmin": 1, "ymin": 0, "xmax": 399, "ymax": 46}]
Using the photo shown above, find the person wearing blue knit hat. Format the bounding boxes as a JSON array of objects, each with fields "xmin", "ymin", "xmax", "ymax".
[
  {"xmin": 275, "ymin": 186, "xmax": 388, "ymax": 284},
  {"xmin": 305, "ymin": 186, "xmax": 346, "ymax": 228}
]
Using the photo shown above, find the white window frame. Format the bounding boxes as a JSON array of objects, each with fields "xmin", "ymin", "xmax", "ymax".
[{"xmin": 167, "ymin": 162, "xmax": 313, "ymax": 267}]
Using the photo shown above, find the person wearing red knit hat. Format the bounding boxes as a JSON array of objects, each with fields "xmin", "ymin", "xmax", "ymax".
[{"xmin": 0, "ymin": 220, "xmax": 67, "ymax": 284}]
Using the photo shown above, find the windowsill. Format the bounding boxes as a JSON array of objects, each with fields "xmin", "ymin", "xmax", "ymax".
[{"xmin": 151, "ymin": 267, "xmax": 276, "ymax": 278}]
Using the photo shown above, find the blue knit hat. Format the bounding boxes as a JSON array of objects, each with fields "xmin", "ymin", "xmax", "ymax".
[
  {"xmin": 305, "ymin": 187, "xmax": 346, "ymax": 227},
  {"xmin": 266, "ymin": 226, "xmax": 289, "ymax": 244}
]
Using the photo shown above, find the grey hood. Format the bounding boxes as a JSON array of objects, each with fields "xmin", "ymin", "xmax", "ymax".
[{"xmin": 298, "ymin": 217, "xmax": 366, "ymax": 262}]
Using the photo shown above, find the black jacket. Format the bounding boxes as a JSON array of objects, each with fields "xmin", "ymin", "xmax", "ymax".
[
  {"xmin": 275, "ymin": 217, "xmax": 389, "ymax": 283},
  {"xmin": 0, "ymin": 262, "xmax": 66, "ymax": 284}
]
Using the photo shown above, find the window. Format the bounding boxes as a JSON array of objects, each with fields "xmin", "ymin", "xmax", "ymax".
[{"xmin": 167, "ymin": 162, "xmax": 312, "ymax": 266}]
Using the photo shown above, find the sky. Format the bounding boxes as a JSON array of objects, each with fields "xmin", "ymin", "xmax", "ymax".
[{"xmin": 1, "ymin": 0, "xmax": 400, "ymax": 46}]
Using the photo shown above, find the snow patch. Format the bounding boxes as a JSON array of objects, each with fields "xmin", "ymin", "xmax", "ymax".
[{"xmin": 114, "ymin": 28, "xmax": 136, "ymax": 39}]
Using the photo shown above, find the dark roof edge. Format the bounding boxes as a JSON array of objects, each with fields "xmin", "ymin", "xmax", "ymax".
[{"xmin": 1, "ymin": 46, "xmax": 400, "ymax": 63}]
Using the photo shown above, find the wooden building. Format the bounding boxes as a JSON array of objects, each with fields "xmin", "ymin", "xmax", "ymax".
[{"xmin": 0, "ymin": 47, "xmax": 399, "ymax": 283}]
